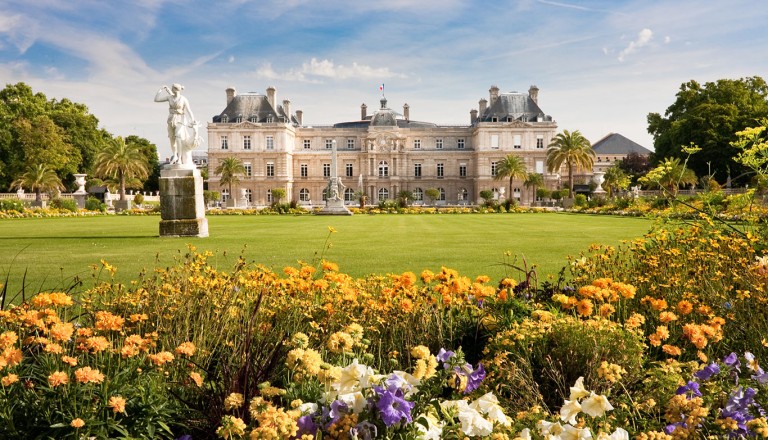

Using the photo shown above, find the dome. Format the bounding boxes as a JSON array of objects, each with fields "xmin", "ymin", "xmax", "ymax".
[{"xmin": 370, "ymin": 97, "xmax": 397, "ymax": 126}]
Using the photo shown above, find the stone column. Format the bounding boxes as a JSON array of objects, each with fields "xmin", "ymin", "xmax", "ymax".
[{"xmin": 159, "ymin": 165, "xmax": 208, "ymax": 237}]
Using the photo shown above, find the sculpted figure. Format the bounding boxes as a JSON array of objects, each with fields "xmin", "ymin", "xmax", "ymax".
[{"xmin": 154, "ymin": 84, "xmax": 199, "ymax": 165}]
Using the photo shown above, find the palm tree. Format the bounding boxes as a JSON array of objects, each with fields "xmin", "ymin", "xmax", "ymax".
[
  {"xmin": 602, "ymin": 165, "xmax": 631, "ymax": 198},
  {"xmin": 93, "ymin": 137, "xmax": 149, "ymax": 202},
  {"xmin": 10, "ymin": 164, "xmax": 64, "ymax": 205},
  {"xmin": 523, "ymin": 173, "xmax": 544, "ymax": 205},
  {"xmin": 546, "ymin": 130, "xmax": 595, "ymax": 197},
  {"xmin": 493, "ymin": 154, "xmax": 528, "ymax": 199},
  {"xmin": 214, "ymin": 157, "xmax": 246, "ymax": 201}
]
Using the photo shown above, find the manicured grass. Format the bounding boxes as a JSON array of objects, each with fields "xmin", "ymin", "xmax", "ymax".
[{"xmin": 0, "ymin": 213, "xmax": 653, "ymax": 297}]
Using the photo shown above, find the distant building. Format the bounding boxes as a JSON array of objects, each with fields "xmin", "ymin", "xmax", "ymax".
[
  {"xmin": 591, "ymin": 133, "xmax": 652, "ymax": 173},
  {"xmin": 206, "ymin": 85, "xmax": 561, "ymax": 207}
]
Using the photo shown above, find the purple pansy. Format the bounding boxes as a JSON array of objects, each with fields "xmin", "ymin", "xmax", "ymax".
[
  {"xmin": 374, "ymin": 387, "xmax": 415, "ymax": 427},
  {"xmin": 675, "ymin": 381, "xmax": 702, "ymax": 399},
  {"xmin": 693, "ymin": 362, "xmax": 720, "ymax": 381},
  {"xmin": 296, "ymin": 415, "xmax": 319, "ymax": 437},
  {"xmin": 350, "ymin": 421, "xmax": 378, "ymax": 440},
  {"xmin": 724, "ymin": 352, "xmax": 741, "ymax": 371},
  {"xmin": 436, "ymin": 348, "xmax": 455, "ymax": 368}
]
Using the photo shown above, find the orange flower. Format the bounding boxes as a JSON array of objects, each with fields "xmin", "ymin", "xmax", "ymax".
[
  {"xmin": 321, "ymin": 260, "xmax": 339, "ymax": 272},
  {"xmin": 48, "ymin": 371, "xmax": 69, "ymax": 387},
  {"xmin": 659, "ymin": 311, "xmax": 679, "ymax": 323},
  {"xmin": 84, "ymin": 336, "xmax": 111, "ymax": 353},
  {"xmin": 70, "ymin": 418, "xmax": 85, "ymax": 428},
  {"xmin": 677, "ymin": 300, "xmax": 694, "ymax": 315},
  {"xmin": 0, "ymin": 331, "xmax": 18, "ymax": 349},
  {"xmin": 613, "ymin": 282, "xmax": 636, "ymax": 299},
  {"xmin": 147, "ymin": 351, "xmax": 175, "ymax": 366},
  {"xmin": 175, "ymin": 342, "xmax": 196, "ymax": 357},
  {"xmin": 189, "ymin": 371, "xmax": 203, "ymax": 387},
  {"xmin": 1, "ymin": 374, "xmax": 19, "ymax": 387},
  {"xmin": 49, "ymin": 292, "xmax": 73, "ymax": 307},
  {"xmin": 74, "ymin": 366, "xmax": 105, "ymax": 384},
  {"xmin": 662, "ymin": 345, "xmax": 682, "ymax": 356},
  {"xmin": 576, "ymin": 299, "xmax": 594, "ymax": 317},
  {"xmin": 599, "ymin": 303, "xmax": 616, "ymax": 317},
  {"xmin": 108, "ymin": 395, "xmax": 127, "ymax": 414},
  {"xmin": 44, "ymin": 343, "xmax": 64, "ymax": 354},
  {"xmin": 592, "ymin": 278, "xmax": 613, "ymax": 289},
  {"xmin": 61, "ymin": 356, "xmax": 78, "ymax": 366},
  {"xmin": 2, "ymin": 348, "xmax": 22, "ymax": 367},
  {"xmin": 95, "ymin": 311, "xmax": 125, "ymax": 332},
  {"xmin": 129, "ymin": 314, "xmax": 148, "ymax": 323},
  {"xmin": 49, "ymin": 322, "xmax": 74, "ymax": 342}
]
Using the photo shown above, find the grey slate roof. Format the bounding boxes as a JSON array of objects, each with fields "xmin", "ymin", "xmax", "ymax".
[
  {"xmin": 592, "ymin": 133, "xmax": 652, "ymax": 155},
  {"xmin": 212, "ymin": 94, "xmax": 296, "ymax": 124},
  {"xmin": 333, "ymin": 97, "xmax": 438, "ymax": 129},
  {"xmin": 478, "ymin": 93, "xmax": 551, "ymax": 123}
]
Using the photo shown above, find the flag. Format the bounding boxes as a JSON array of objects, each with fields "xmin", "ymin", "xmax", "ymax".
[{"xmin": 379, "ymin": 83, "xmax": 384, "ymax": 92}]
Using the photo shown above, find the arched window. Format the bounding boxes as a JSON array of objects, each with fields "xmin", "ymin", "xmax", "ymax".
[
  {"xmin": 322, "ymin": 188, "xmax": 328, "ymax": 201},
  {"xmin": 413, "ymin": 188, "xmax": 423, "ymax": 202},
  {"xmin": 378, "ymin": 160, "xmax": 389, "ymax": 177},
  {"xmin": 378, "ymin": 188, "xmax": 389, "ymax": 201},
  {"xmin": 266, "ymin": 189, "xmax": 273, "ymax": 204},
  {"xmin": 438, "ymin": 187, "xmax": 446, "ymax": 201},
  {"xmin": 299, "ymin": 188, "xmax": 311, "ymax": 202},
  {"xmin": 244, "ymin": 189, "xmax": 252, "ymax": 203},
  {"xmin": 344, "ymin": 188, "xmax": 355, "ymax": 203}
]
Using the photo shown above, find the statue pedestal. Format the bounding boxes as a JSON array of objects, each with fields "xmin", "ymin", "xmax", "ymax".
[
  {"xmin": 317, "ymin": 199, "xmax": 352, "ymax": 215},
  {"xmin": 159, "ymin": 166, "xmax": 208, "ymax": 237},
  {"xmin": 73, "ymin": 193, "xmax": 87, "ymax": 209}
]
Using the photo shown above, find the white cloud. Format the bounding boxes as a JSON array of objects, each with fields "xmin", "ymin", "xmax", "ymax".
[
  {"xmin": 664, "ymin": 36, "xmax": 671, "ymax": 44},
  {"xmin": 255, "ymin": 58, "xmax": 405, "ymax": 82},
  {"xmin": 618, "ymin": 28, "xmax": 653, "ymax": 62},
  {"xmin": 228, "ymin": 55, "xmax": 235, "ymax": 63},
  {"xmin": 0, "ymin": 12, "xmax": 38, "ymax": 53}
]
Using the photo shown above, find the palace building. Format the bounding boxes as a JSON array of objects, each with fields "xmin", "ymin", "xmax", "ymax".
[{"xmin": 206, "ymin": 85, "xmax": 561, "ymax": 207}]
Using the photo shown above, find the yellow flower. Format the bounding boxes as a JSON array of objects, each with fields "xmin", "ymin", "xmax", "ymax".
[
  {"xmin": 95, "ymin": 311, "xmax": 125, "ymax": 332},
  {"xmin": 48, "ymin": 371, "xmax": 69, "ymax": 387},
  {"xmin": 189, "ymin": 372, "xmax": 204, "ymax": 387},
  {"xmin": 108, "ymin": 395, "xmax": 127, "ymax": 414},
  {"xmin": 175, "ymin": 342, "xmax": 196, "ymax": 357},
  {"xmin": 74, "ymin": 366, "xmax": 105, "ymax": 384},
  {"xmin": 224, "ymin": 392, "xmax": 245, "ymax": 411},
  {"xmin": 410, "ymin": 345, "xmax": 431, "ymax": 360},
  {"xmin": 147, "ymin": 351, "xmax": 175, "ymax": 366},
  {"xmin": 216, "ymin": 416, "xmax": 246, "ymax": 439},
  {"xmin": 328, "ymin": 226, "xmax": 337, "ymax": 233},
  {"xmin": 49, "ymin": 322, "xmax": 74, "ymax": 342},
  {"xmin": 61, "ymin": 355, "xmax": 78, "ymax": 366},
  {"xmin": 1, "ymin": 373, "xmax": 19, "ymax": 387},
  {"xmin": 70, "ymin": 418, "xmax": 85, "ymax": 428},
  {"xmin": 0, "ymin": 331, "xmax": 18, "ymax": 349},
  {"xmin": 327, "ymin": 332, "xmax": 354, "ymax": 354}
]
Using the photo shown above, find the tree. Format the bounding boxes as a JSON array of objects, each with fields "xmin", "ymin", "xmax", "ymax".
[
  {"xmin": 271, "ymin": 188, "xmax": 286, "ymax": 205},
  {"xmin": 639, "ymin": 157, "xmax": 697, "ymax": 196},
  {"xmin": 10, "ymin": 164, "xmax": 64, "ymax": 205},
  {"xmin": 493, "ymin": 154, "xmax": 528, "ymax": 201},
  {"xmin": 14, "ymin": 115, "xmax": 79, "ymax": 177},
  {"xmin": 425, "ymin": 188, "xmax": 440, "ymax": 206},
  {"xmin": 524, "ymin": 173, "xmax": 544, "ymax": 204},
  {"xmin": 618, "ymin": 152, "xmax": 652, "ymax": 185},
  {"xmin": 124, "ymin": 135, "xmax": 161, "ymax": 192},
  {"xmin": 602, "ymin": 165, "xmax": 631, "ymax": 198},
  {"xmin": 648, "ymin": 77, "xmax": 768, "ymax": 185},
  {"xmin": 214, "ymin": 157, "xmax": 246, "ymax": 201},
  {"xmin": 93, "ymin": 137, "xmax": 149, "ymax": 202},
  {"xmin": 546, "ymin": 130, "xmax": 595, "ymax": 197},
  {"xmin": 396, "ymin": 190, "xmax": 414, "ymax": 207}
]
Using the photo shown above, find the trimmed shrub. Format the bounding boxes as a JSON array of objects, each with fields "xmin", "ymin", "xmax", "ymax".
[
  {"xmin": 49, "ymin": 198, "xmax": 78, "ymax": 212},
  {"xmin": 0, "ymin": 198, "xmax": 25, "ymax": 212}
]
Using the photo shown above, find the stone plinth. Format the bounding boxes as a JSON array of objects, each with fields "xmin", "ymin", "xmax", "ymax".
[
  {"xmin": 159, "ymin": 166, "xmax": 208, "ymax": 237},
  {"xmin": 317, "ymin": 199, "xmax": 352, "ymax": 215}
]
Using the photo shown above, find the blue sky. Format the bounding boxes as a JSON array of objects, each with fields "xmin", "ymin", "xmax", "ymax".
[{"xmin": 1, "ymin": 0, "xmax": 767, "ymax": 160}]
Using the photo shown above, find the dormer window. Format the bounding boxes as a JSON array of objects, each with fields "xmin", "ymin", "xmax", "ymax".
[
  {"xmin": 249, "ymin": 115, "xmax": 257, "ymax": 123},
  {"xmin": 236, "ymin": 114, "xmax": 243, "ymax": 123},
  {"xmin": 266, "ymin": 116, "xmax": 273, "ymax": 123},
  {"xmin": 221, "ymin": 115, "xmax": 229, "ymax": 123}
]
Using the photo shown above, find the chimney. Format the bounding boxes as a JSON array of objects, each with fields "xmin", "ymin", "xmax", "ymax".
[
  {"xmin": 295, "ymin": 110, "xmax": 303, "ymax": 126},
  {"xmin": 479, "ymin": 98, "xmax": 487, "ymax": 116},
  {"xmin": 226, "ymin": 87, "xmax": 236, "ymax": 105},
  {"xmin": 282, "ymin": 99, "xmax": 291, "ymax": 120},
  {"xmin": 470, "ymin": 109, "xmax": 478, "ymax": 124},
  {"xmin": 529, "ymin": 85, "xmax": 539, "ymax": 104},
  {"xmin": 403, "ymin": 103, "xmax": 410, "ymax": 121},
  {"xmin": 266, "ymin": 86, "xmax": 276, "ymax": 108},
  {"xmin": 489, "ymin": 85, "xmax": 500, "ymax": 106},
  {"xmin": 361, "ymin": 103, "xmax": 367, "ymax": 119}
]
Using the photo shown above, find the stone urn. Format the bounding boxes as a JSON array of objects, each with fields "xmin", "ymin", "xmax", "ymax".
[
  {"xmin": 73, "ymin": 174, "xmax": 87, "ymax": 194},
  {"xmin": 592, "ymin": 171, "xmax": 606, "ymax": 194}
]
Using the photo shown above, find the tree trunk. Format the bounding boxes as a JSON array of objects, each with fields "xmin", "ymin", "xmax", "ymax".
[
  {"xmin": 119, "ymin": 170, "xmax": 126, "ymax": 201},
  {"xmin": 35, "ymin": 189, "xmax": 42, "ymax": 203},
  {"xmin": 568, "ymin": 163, "xmax": 574, "ymax": 196}
]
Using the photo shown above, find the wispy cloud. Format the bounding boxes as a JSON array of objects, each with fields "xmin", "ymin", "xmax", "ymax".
[
  {"xmin": 618, "ymin": 28, "xmax": 653, "ymax": 62},
  {"xmin": 256, "ymin": 58, "xmax": 406, "ymax": 83},
  {"xmin": 535, "ymin": 0, "xmax": 627, "ymax": 16}
]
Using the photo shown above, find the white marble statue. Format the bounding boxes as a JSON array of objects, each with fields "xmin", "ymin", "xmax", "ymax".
[{"xmin": 154, "ymin": 84, "xmax": 200, "ymax": 166}]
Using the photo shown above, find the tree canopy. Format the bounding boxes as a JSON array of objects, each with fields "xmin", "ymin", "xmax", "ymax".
[
  {"xmin": 493, "ymin": 154, "xmax": 528, "ymax": 199},
  {"xmin": 546, "ymin": 130, "xmax": 595, "ymax": 196},
  {"xmin": 647, "ymin": 76, "xmax": 768, "ymax": 185},
  {"xmin": 93, "ymin": 137, "xmax": 149, "ymax": 201}
]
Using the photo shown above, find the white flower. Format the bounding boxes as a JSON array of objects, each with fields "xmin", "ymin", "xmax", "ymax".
[
  {"xmin": 581, "ymin": 392, "xmax": 614, "ymax": 418},
  {"xmin": 516, "ymin": 428, "xmax": 532, "ymax": 440},
  {"xmin": 596, "ymin": 428, "xmax": 629, "ymax": 440},
  {"xmin": 470, "ymin": 392, "xmax": 510, "ymax": 426},
  {"xmin": 560, "ymin": 399, "xmax": 582, "ymax": 424},
  {"xmin": 569, "ymin": 377, "xmax": 590, "ymax": 401},
  {"xmin": 415, "ymin": 412, "xmax": 444, "ymax": 440},
  {"xmin": 538, "ymin": 420, "xmax": 565, "ymax": 437},
  {"xmin": 299, "ymin": 402, "xmax": 318, "ymax": 415},
  {"xmin": 457, "ymin": 405, "xmax": 493, "ymax": 437},
  {"xmin": 561, "ymin": 424, "xmax": 593, "ymax": 440},
  {"xmin": 338, "ymin": 359, "xmax": 374, "ymax": 394}
]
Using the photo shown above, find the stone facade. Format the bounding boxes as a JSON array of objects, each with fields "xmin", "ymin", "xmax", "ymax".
[{"xmin": 207, "ymin": 85, "xmax": 560, "ymax": 207}]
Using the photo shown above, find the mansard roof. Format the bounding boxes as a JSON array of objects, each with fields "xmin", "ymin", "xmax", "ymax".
[
  {"xmin": 212, "ymin": 94, "xmax": 296, "ymax": 124},
  {"xmin": 333, "ymin": 97, "xmax": 438, "ymax": 129},
  {"xmin": 592, "ymin": 133, "xmax": 652, "ymax": 155},
  {"xmin": 478, "ymin": 93, "xmax": 551, "ymax": 123}
]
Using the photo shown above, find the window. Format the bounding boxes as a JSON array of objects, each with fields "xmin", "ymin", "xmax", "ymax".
[
  {"xmin": 323, "ymin": 163, "xmax": 331, "ymax": 178},
  {"xmin": 438, "ymin": 187, "xmax": 446, "ymax": 201},
  {"xmin": 536, "ymin": 160, "xmax": 545, "ymax": 174},
  {"xmin": 514, "ymin": 135, "xmax": 521, "ymax": 149},
  {"xmin": 491, "ymin": 161, "xmax": 498, "ymax": 176},
  {"xmin": 325, "ymin": 139, "xmax": 334, "ymax": 149},
  {"xmin": 303, "ymin": 139, "xmax": 311, "ymax": 149},
  {"xmin": 221, "ymin": 136, "xmax": 229, "ymax": 150},
  {"xmin": 266, "ymin": 189, "xmax": 272, "ymax": 204},
  {"xmin": 344, "ymin": 188, "xmax": 355, "ymax": 202},
  {"xmin": 222, "ymin": 189, "xmax": 230, "ymax": 202},
  {"xmin": 243, "ymin": 135, "xmax": 251, "ymax": 150},
  {"xmin": 244, "ymin": 163, "xmax": 252, "ymax": 177},
  {"xmin": 413, "ymin": 188, "xmax": 423, "ymax": 202},
  {"xmin": 221, "ymin": 115, "xmax": 229, "ymax": 123},
  {"xmin": 266, "ymin": 162, "xmax": 275, "ymax": 177},
  {"xmin": 266, "ymin": 136, "xmax": 274, "ymax": 150},
  {"xmin": 437, "ymin": 163, "xmax": 444, "ymax": 178},
  {"xmin": 536, "ymin": 135, "xmax": 544, "ymax": 149},
  {"xmin": 457, "ymin": 138, "xmax": 465, "ymax": 149},
  {"xmin": 459, "ymin": 164, "xmax": 467, "ymax": 177},
  {"xmin": 299, "ymin": 188, "xmax": 310, "ymax": 202},
  {"xmin": 249, "ymin": 115, "xmax": 257, "ymax": 123},
  {"xmin": 266, "ymin": 116, "xmax": 273, "ymax": 123},
  {"xmin": 414, "ymin": 163, "xmax": 422, "ymax": 178},
  {"xmin": 491, "ymin": 117, "xmax": 498, "ymax": 122},
  {"xmin": 436, "ymin": 138, "xmax": 443, "ymax": 149},
  {"xmin": 491, "ymin": 135, "xmax": 499, "ymax": 149},
  {"xmin": 347, "ymin": 139, "xmax": 355, "ymax": 149},
  {"xmin": 378, "ymin": 160, "xmax": 389, "ymax": 177},
  {"xmin": 378, "ymin": 188, "xmax": 389, "ymax": 201},
  {"xmin": 346, "ymin": 163, "xmax": 353, "ymax": 177},
  {"xmin": 300, "ymin": 164, "xmax": 308, "ymax": 178},
  {"xmin": 413, "ymin": 139, "xmax": 421, "ymax": 149},
  {"xmin": 244, "ymin": 189, "xmax": 252, "ymax": 203},
  {"xmin": 236, "ymin": 115, "xmax": 243, "ymax": 123}
]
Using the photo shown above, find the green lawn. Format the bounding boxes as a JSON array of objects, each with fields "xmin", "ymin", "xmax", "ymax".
[{"xmin": 0, "ymin": 213, "xmax": 654, "ymax": 297}]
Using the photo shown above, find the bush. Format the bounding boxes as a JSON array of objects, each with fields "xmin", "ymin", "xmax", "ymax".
[
  {"xmin": 203, "ymin": 190, "xmax": 221, "ymax": 206},
  {"xmin": 85, "ymin": 197, "xmax": 106, "ymax": 212},
  {"xmin": 133, "ymin": 193, "xmax": 145, "ymax": 206},
  {"xmin": 551, "ymin": 190, "xmax": 563, "ymax": 200},
  {"xmin": 49, "ymin": 198, "xmax": 78, "ymax": 212},
  {"xmin": 536, "ymin": 188, "xmax": 551, "ymax": 200},
  {"xmin": 574, "ymin": 194, "xmax": 588, "ymax": 207},
  {"xmin": 0, "ymin": 198, "xmax": 25, "ymax": 212}
]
